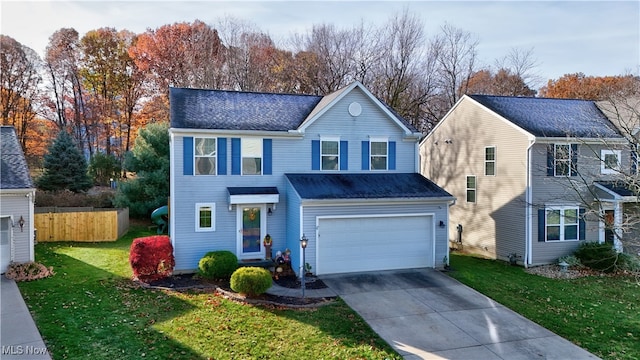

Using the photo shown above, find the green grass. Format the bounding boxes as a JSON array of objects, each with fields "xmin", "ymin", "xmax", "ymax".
[
  {"xmin": 18, "ymin": 226, "xmax": 400, "ymax": 360},
  {"xmin": 448, "ymin": 254, "xmax": 640, "ymax": 360}
]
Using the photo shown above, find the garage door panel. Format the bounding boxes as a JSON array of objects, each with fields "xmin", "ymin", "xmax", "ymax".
[{"xmin": 317, "ymin": 215, "xmax": 433, "ymax": 275}]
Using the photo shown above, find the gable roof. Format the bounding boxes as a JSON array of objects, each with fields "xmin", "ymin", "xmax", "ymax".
[
  {"xmin": 1, "ymin": 126, "xmax": 34, "ymax": 189},
  {"xmin": 170, "ymin": 82, "xmax": 418, "ymax": 135},
  {"xmin": 469, "ymin": 95, "xmax": 623, "ymax": 139},
  {"xmin": 285, "ymin": 173, "xmax": 453, "ymax": 200}
]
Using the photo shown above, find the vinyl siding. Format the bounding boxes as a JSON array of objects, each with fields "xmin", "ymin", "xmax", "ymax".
[
  {"xmin": 0, "ymin": 193, "xmax": 34, "ymax": 264},
  {"xmin": 420, "ymin": 97, "xmax": 530, "ymax": 261},
  {"xmin": 530, "ymin": 141, "xmax": 629, "ymax": 264}
]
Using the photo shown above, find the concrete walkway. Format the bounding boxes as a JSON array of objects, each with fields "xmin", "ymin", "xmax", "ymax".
[
  {"xmin": 321, "ymin": 269, "xmax": 600, "ymax": 360},
  {"xmin": 1, "ymin": 276, "xmax": 51, "ymax": 359}
]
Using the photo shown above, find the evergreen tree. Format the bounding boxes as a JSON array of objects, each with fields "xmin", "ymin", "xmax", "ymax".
[
  {"xmin": 36, "ymin": 130, "xmax": 92, "ymax": 192},
  {"xmin": 114, "ymin": 122, "xmax": 169, "ymax": 217}
]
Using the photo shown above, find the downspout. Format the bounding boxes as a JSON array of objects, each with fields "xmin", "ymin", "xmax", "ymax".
[{"xmin": 525, "ymin": 139, "xmax": 535, "ymax": 268}]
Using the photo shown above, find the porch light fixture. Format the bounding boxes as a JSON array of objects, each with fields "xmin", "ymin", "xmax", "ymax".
[
  {"xmin": 18, "ymin": 216, "xmax": 25, "ymax": 232},
  {"xmin": 300, "ymin": 234, "xmax": 308, "ymax": 298},
  {"xmin": 268, "ymin": 207, "xmax": 273, "ymax": 216},
  {"xmin": 439, "ymin": 220, "xmax": 446, "ymax": 228}
]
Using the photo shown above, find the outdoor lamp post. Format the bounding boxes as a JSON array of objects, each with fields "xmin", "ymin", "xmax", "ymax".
[{"xmin": 300, "ymin": 234, "xmax": 308, "ymax": 298}]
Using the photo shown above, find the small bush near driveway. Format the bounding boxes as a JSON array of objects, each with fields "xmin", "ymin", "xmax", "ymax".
[{"xmin": 230, "ymin": 267, "xmax": 272, "ymax": 296}]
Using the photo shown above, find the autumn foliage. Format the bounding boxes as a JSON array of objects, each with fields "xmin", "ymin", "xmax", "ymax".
[
  {"xmin": 539, "ymin": 73, "xmax": 637, "ymax": 100},
  {"xmin": 129, "ymin": 235, "xmax": 174, "ymax": 282}
]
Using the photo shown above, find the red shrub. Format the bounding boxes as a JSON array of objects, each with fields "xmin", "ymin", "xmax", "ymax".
[{"xmin": 129, "ymin": 235, "xmax": 175, "ymax": 282}]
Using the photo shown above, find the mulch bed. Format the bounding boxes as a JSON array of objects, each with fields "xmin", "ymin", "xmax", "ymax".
[{"xmin": 140, "ymin": 273, "xmax": 335, "ymax": 308}]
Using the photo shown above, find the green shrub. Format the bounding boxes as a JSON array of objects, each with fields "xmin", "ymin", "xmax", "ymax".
[
  {"xmin": 198, "ymin": 251, "xmax": 238, "ymax": 279},
  {"xmin": 619, "ymin": 253, "xmax": 640, "ymax": 272},
  {"xmin": 557, "ymin": 255, "xmax": 582, "ymax": 267},
  {"xmin": 574, "ymin": 242, "xmax": 619, "ymax": 272},
  {"xmin": 230, "ymin": 267, "xmax": 272, "ymax": 296}
]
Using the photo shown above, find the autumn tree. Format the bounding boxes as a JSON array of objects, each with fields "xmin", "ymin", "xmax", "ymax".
[
  {"xmin": 0, "ymin": 35, "xmax": 41, "ymax": 149},
  {"xmin": 466, "ymin": 68, "xmax": 536, "ymax": 96},
  {"xmin": 36, "ymin": 129, "xmax": 92, "ymax": 192},
  {"xmin": 539, "ymin": 73, "xmax": 638, "ymax": 100}
]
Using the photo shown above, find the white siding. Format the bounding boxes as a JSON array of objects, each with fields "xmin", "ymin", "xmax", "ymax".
[{"xmin": 0, "ymin": 193, "xmax": 34, "ymax": 265}]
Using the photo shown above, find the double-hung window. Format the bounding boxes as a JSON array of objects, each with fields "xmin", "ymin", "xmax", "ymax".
[
  {"xmin": 545, "ymin": 207, "xmax": 579, "ymax": 241},
  {"xmin": 321, "ymin": 138, "xmax": 339, "ymax": 171},
  {"xmin": 485, "ymin": 146, "xmax": 496, "ymax": 176},
  {"xmin": 195, "ymin": 203, "xmax": 215, "ymax": 232},
  {"xmin": 242, "ymin": 138, "xmax": 262, "ymax": 175},
  {"xmin": 195, "ymin": 138, "xmax": 216, "ymax": 175},
  {"xmin": 370, "ymin": 139, "xmax": 388, "ymax": 170},
  {"xmin": 601, "ymin": 150, "xmax": 621, "ymax": 174},
  {"xmin": 466, "ymin": 175, "xmax": 476, "ymax": 203}
]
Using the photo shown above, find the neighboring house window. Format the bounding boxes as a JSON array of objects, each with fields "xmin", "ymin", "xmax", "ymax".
[
  {"xmin": 321, "ymin": 138, "xmax": 339, "ymax": 171},
  {"xmin": 195, "ymin": 203, "xmax": 215, "ymax": 232},
  {"xmin": 545, "ymin": 207, "xmax": 579, "ymax": 241},
  {"xmin": 485, "ymin": 146, "xmax": 496, "ymax": 176},
  {"xmin": 242, "ymin": 138, "xmax": 262, "ymax": 175},
  {"xmin": 195, "ymin": 138, "xmax": 216, "ymax": 175},
  {"xmin": 548, "ymin": 144, "xmax": 578, "ymax": 177},
  {"xmin": 601, "ymin": 150, "xmax": 621, "ymax": 174},
  {"xmin": 370, "ymin": 139, "xmax": 388, "ymax": 170},
  {"xmin": 466, "ymin": 176, "xmax": 476, "ymax": 203}
]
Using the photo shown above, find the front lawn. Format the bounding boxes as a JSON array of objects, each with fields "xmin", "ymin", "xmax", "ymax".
[
  {"xmin": 18, "ymin": 227, "xmax": 400, "ymax": 360},
  {"xmin": 448, "ymin": 254, "xmax": 640, "ymax": 360}
]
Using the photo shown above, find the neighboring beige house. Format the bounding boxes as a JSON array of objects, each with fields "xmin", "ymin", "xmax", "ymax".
[
  {"xmin": 1, "ymin": 126, "xmax": 36, "ymax": 273},
  {"xmin": 420, "ymin": 95, "xmax": 633, "ymax": 266}
]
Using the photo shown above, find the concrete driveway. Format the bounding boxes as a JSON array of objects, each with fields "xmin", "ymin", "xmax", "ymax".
[{"xmin": 321, "ymin": 268, "xmax": 600, "ymax": 360}]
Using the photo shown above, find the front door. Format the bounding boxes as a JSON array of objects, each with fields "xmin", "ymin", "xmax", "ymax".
[
  {"xmin": 604, "ymin": 210, "xmax": 615, "ymax": 245},
  {"xmin": 236, "ymin": 205, "xmax": 266, "ymax": 259},
  {"xmin": 1, "ymin": 217, "xmax": 12, "ymax": 273}
]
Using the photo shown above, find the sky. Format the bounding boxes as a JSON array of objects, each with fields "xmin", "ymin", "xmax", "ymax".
[{"xmin": 1, "ymin": 0, "xmax": 639, "ymax": 85}]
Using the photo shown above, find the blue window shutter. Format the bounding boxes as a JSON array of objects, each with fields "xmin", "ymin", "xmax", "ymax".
[
  {"xmin": 263, "ymin": 139, "xmax": 272, "ymax": 175},
  {"xmin": 631, "ymin": 146, "xmax": 638, "ymax": 174},
  {"xmin": 217, "ymin": 138, "xmax": 227, "ymax": 175},
  {"xmin": 579, "ymin": 208, "xmax": 586, "ymax": 240},
  {"xmin": 538, "ymin": 209, "xmax": 546, "ymax": 242},
  {"xmin": 311, "ymin": 140, "xmax": 320, "ymax": 170},
  {"xmin": 546, "ymin": 145, "xmax": 554, "ymax": 176},
  {"xmin": 389, "ymin": 141, "xmax": 396, "ymax": 170},
  {"xmin": 570, "ymin": 144, "xmax": 578, "ymax": 176},
  {"xmin": 361, "ymin": 141, "xmax": 369, "ymax": 170},
  {"xmin": 183, "ymin": 137, "xmax": 193, "ymax": 175},
  {"xmin": 339, "ymin": 141, "xmax": 348, "ymax": 170},
  {"xmin": 231, "ymin": 138, "xmax": 241, "ymax": 175}
]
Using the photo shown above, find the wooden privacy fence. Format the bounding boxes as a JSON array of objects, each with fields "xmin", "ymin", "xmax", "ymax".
[{"xmin": 35, "ymin": 208, "xmax": 129, "ymax": 242}]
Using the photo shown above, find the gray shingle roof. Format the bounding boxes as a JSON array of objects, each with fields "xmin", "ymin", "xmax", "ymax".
[
  {"xmin": 170, "ymin": 87, "xmax": 323, "ymax": 131},
  {"xmin": 595, "ymin": 181, "xmax": 636, "ymax": 197},
  {"xmin": 285, "ymin": 173, "xmax": 453, "ymax": 200},
  {"xmin": 1, "ymin": 126, "xmax": 34, "ymax": 189},
  {"xmin": 469, "ymin": 95, "xmax": 623, "ymax": 138}
]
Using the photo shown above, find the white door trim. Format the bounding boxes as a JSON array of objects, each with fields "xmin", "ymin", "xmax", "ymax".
[{"xmin": 236, "ymin": 204, "xmax": 267, "ymax": 260}]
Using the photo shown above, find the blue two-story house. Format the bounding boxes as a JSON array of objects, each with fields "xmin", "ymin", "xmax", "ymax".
[{"xmin": 169, "ymin": 82, "xmax": 454, "ymax": 275}]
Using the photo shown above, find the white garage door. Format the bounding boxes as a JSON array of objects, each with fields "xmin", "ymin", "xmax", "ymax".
[{"xmin": 316, "ymin": 214, "xmax": 433, "ymax": 275}]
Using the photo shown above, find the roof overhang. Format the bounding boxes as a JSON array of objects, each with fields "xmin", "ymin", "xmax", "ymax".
[
  {"xmin": 169, "ymin": 128, "xmax": 304, "ymax": 138},
  {"xmin": 227, "ymin": 187, "xmax": 280, "ymax": 205},
  {"xmin": 593, "ymin": 182, "xmax": 638, "ymax": 203},
  {"xmin": 535, "ymin": 137, "xmax": 627, "ymax": 145},
  {"xmin": 0, "ymin": 188, "xmax": 35, "ymax": 195},
  {"xmin": 299, "ymin": 197, "xmax": 456, "ymax": 207}
]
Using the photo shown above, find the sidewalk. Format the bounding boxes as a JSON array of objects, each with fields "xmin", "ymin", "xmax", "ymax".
[{"xmin": 1, "ymin": 276, "xmax": 51, "ymax": 359}]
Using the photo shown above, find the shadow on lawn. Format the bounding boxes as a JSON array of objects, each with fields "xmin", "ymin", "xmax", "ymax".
[{"xmin": 18, "ymin": 248, "xmax": 204, "ymax": 360}]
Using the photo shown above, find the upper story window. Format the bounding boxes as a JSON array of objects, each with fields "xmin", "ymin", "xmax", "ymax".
[
  {"xmin": 601, "ymin": 150, "xmax": 621, "ymax": 174},
  {"xmin": 195, "ymin": 138, "xmax": 216, "ymax": 175},
  {"xmin": 321, "ymin": 138, "xmax": 339, "ymax": 171},
  {"xmin": 466, "ymin": 175, "xmax": 476, "ymax": 203},
  {"xmin": 485, "ymin": 146, "xmax": 496, "ymax": 176},
  {"xmin": 547, "ymin": 143, "xmax": 577, "ymax": 177},
  {"xmin": 242, "ymin": 138, "xmax": 262, "ymax": 175},
  {"xmin": 370, "ymin": 139, "xmax": 388, "ymax": 170}
]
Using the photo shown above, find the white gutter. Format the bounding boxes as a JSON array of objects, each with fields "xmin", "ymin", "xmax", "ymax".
[{"xmin": 525, "ymin": 139, "xmax": 535, "ymax": 267}]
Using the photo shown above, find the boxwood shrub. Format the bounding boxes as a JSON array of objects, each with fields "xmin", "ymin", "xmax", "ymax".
[
  {"xmin": 230, "ymin": 267, "xmax": 272, "ymax": 296},
  {"xmin": 574, "ymin": 242, "xmax": 619, "ymax": 272},
  {"xmin": 198, "ymin": 250, "xmax": 238, "ymax": 279}
]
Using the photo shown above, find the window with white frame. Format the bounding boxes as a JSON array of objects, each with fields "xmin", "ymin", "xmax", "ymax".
[
  {"xmin": 601, "ymin": 149, "xmax": 621, "ymax": 174},
  {"xmin": 195, "ymin": 138, "xmax": 216, "ymax": 175},
  {"xmin": 485, "ymin": 146, "xmax": 496, "ymax": 176},
  {"xmin": 554, "ymin": 144, "xmax": 572, "ymax": 176},
  {"xmin": 545, "ymin": 207, "xmax": 578, "ymax": 241},
  {"xmin": 242, "ymin": 138, "xmax": 262, "ymax": 175},
  {"xmin": 370, "ymin": 139, "xmax": 388, "ymax": 170},
  {"xmin": 195, "ymin": 203, "xmax": 215, "ymax": 232},
  {"xmin": 321, "ymin": 138, "xmax": 339, "ymax": 170},
  {"xmin": 466, "ymin": 176, "xmax": 476, "ymax": 203}
]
